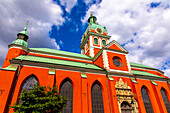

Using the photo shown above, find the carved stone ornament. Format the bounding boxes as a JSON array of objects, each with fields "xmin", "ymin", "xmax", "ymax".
[{"xmin": 115, "ymin": 78, "xmax": 139, "ymax": 113}]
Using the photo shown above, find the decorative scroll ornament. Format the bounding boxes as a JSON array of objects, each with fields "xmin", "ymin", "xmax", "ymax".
[{"xmin": 115, "ymin": 78, "xmax": 139, "ymax": 113}]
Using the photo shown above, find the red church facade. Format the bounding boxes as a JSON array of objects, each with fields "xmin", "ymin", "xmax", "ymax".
[{"xmin": 0, "ymin": 14, "xmax": 170, "ymax": 113}]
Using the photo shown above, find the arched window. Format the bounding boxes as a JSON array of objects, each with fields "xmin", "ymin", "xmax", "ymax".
[
  {"xmin": 21, "ymin": 76, "xmax": 38, "ymax": 92},
  {"xmin": 161, "ymin": 88, "xmax": 170, "ymax": 113},
  {"xmin": 141, "ymin": 87, "xmax": 154, "ymax": 113},
  {"xmin": 102, "ymin": 40, "xmax": 106, "ymax": 46},
  {"xmin": 91, "ymin": 82, "xmax": 104, "ymax": 113},
  {"xmin": 60, "ymin": 80, "xmax": 73, "ymax": 113},
  {"xmin": 19, "ymin": 76, "xmax": 38, "ymax": 103},
  {"xmin": 94, "ymin": 38, "xmax": 98, "ymax": 45},
  {"xmin": 121, "ymin": 101, "xmax": 133, "ymax": 113}
]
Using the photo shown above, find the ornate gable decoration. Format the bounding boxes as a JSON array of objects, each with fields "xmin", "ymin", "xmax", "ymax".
[{"xmin": 115, "ymin": 78, "xmax": 139, "ymax": 113}]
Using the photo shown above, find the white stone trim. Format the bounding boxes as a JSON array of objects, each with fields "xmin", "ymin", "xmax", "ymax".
[
  {"xmin": 89, "ymin": 35, "xmax": 93, "ymax": 47},
  {"xmin": 9, "ymin": 46, "xmax": 27, "ymax": 52},
  {"xmin": 108, "ymin": 69, "xmax": 131, "ymax": 74},
  {"xmin": 103, "ymin": 50, "xmax": 109, "ymax": 69},
  {"xmin": 99, "ymin": 38, "xmax": 102, "ymax": 48},
  {"xmin": 90, "ymin": 47, "xmax": 94, "ymax": 57},
  {"xmin": 125, "ymin": 54, "xmax": 131, "ymax": 73}
]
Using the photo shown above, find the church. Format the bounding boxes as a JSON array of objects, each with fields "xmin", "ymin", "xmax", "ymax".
[{"xmin": 0, "ymin": 13, "xmax": 170, "ymax": 113}]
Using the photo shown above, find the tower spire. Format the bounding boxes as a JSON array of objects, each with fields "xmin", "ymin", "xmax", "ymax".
[{"xmin": 24, "ymin": 19, "xmax": 29, "ymax": 31}]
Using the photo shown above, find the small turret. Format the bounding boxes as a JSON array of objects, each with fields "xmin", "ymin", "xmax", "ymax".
[
  {"xmin": 11, "ymin": 19, "xmax": 29, "ymax": 48},
  {"xmin": 2, "ymin": 20, "xmax": 29, "ymax": 68}
]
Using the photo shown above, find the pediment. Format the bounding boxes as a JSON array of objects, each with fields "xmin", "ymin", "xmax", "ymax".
[{"xmin": 104, "ymin": 40, "xmax": 128, "ymax": 53}]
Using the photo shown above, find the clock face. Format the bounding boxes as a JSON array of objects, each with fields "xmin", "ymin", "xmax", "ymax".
[{"xmin": 96, "ymin": 28, "xmax": 102, "ymax": 33}]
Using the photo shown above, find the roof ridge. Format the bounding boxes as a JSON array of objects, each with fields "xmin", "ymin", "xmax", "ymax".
[
  {"xmin": 130, "ymin": 62, "xmax": 155, "ymax": 69},
  {"xmin": 29, "ymin": 48, "xmax": 92, "ymax": 59}
]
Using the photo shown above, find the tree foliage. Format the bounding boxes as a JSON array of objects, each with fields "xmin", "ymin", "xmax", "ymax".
[{"xmin": 10, "ymin": 84, "xmax": 67, "ymax": 113}]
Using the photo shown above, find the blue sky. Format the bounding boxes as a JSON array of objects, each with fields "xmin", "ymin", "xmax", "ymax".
[{"xmin": 0, "ymin": 0, "xmax": 170, "ymax": 77}]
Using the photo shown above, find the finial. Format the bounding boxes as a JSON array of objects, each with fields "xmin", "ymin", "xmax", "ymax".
[
  {"xmin": 91, "ymin": 11, "xmax": 93, "ymax": 15},
  {"xmin": 140, "ymin": 60, "xmax": 142, "ymax": 64},
  {"xmin": 24, "ymin": 18, "xmax": 29, "ymax": 31}
]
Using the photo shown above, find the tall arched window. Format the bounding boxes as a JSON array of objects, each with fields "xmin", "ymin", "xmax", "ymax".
[
  {"xmin": 21, "ymin": 76, "xmax": 38, "ymax": 92},
  {"xmin": 161, "ymin": 88, "xmax": 170, "ymax": 113},
  {"xmin": 94, "ymin": 38, "xmax": 98, "ymax": 45},
  {"xmin": 60, "ymin": 80, "xmax": 73, "ymax": 113},
  {"xmin": 91, "ymin": 82, "xmax": 104, "ymax": 113},
  {"xmin": 141, "ymin": 87, "xmax": 154, "ymax": 113},
  {"xmin": 19, "ymin": 76, "xmax": 38, "ymax": 103},
  {"xmin": 102, "ymin": 40, "xmax": 106, "ymax": 46}
]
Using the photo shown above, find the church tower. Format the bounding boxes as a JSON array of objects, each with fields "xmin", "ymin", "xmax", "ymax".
[
  {"xmin": 80, "ymin": 13, "xmax": 111, "ymax": 57},
  {"xmin": 80, "ymin": 13, "xmax": 131, "ymax": 74},
  {"xmin": 2, "ymin": 20, "xmax": 29, "ymax": 68}
]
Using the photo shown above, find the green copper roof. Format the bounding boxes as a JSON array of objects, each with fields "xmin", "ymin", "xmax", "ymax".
[
  {"xmin": 18, "ymin": 30, "xmax": 28, "ymax": 36},
  {"xmin": 131, "ymin": 70, "xmax": 164, "ymax": 79},
  {"xmin": 91, "ymin": 23, "xmax": 106, "ymax": 32},
  {"xmin": 12, "ymin": 39, "xmax": 28, "ymax": 48},
  {"xmin": 85, "ymin": 23, "xmax": 107, "ymax": 34},
  {"xmin": 29, "ymin": 48, "xmax": 92, "ymax": 60},
  {"xmin": 84, "ymin": 13, "xmax": 107, "ymax": 34},
  {"xmin": 130, "ymin": 62, "xmax": 156, "ymax": 69},
  {"xmin": 14, "ymin": 55, "xmax": 103, "ymax": 70}
]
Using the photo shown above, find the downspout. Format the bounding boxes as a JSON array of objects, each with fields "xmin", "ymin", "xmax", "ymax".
[
  {"xmin": 106, "ymin": 73, "xmax": 112, "ymax": 113},
  {"xmin": 7, "ymin": 60, "xmax": 23, "ymax": 113}
]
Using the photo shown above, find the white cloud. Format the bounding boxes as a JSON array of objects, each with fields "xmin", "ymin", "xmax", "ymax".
[
  {"xmin": 60, "ymin": 0, "xmax": 77, "ymax": 13},
  {"xmin": 0, "ymin": 0, "xmax": 64, "ymax": 67},
  {"xmin": 82, "ymin": 0, "xmax": 170, "ymax": 77}
]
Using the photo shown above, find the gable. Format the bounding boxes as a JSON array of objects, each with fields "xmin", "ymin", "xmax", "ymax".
[
  {"xmin": 107, "ymin": 44, "xmax": 122, "ymax": 51},
  {"xmin": 105, "ymin": 40, "xmax": 128, "ymax": 53}
]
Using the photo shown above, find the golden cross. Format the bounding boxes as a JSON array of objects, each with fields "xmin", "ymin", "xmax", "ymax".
[{"xmin": 140, "ymin": 60, "xmax": 142, "ymax": 64}]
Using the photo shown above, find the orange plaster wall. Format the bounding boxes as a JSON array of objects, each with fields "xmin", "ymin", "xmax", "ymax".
[
  {"xmin": 0, "ymin": 70, "xmax": 16, "ymax": 113},
  {"xmin": 2, "ymin": 48, "xmax": 27, "ymax": 68},
  {"xmin": 94, "ymin": 54, "xmax": 104, "ymax": 68},
  {"xmin": 107, "ymin": 44, "xmax": 122, "ymax": 51},
  {"xmin": 86, "ymin": 73, "xmax": 111, "ymax": 113},
  {"xmin": 93, "ymin": 48, "xmax": 100, "ymax": 56},
  {"xmin": 8, "ymin": 66, "xmax": 50, "ymax": 113},
  {"xmin": 55, "ymin": 69, "xmax": 82, "ymax": 113},
  {"xmin": 107, "ymin": 78, "xmax": 119, "ymax": 113},
  {"xmin": 154, "ymin": 81, "xmax": 170, "ymax": 113},
  {"xmin": 90, "ymin": 29, "xmax": 96, "ymax": 33},
  {"xmin": 107, "ymin": 52, "xmax": 129, "ymax": 71},
  {"xmin": 134, "ymin": 79, "xmax": 163, "ymax": 113},
  {"xmin": 103, "ymin": 32, "xmax": 107, "ymax": 35}
]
